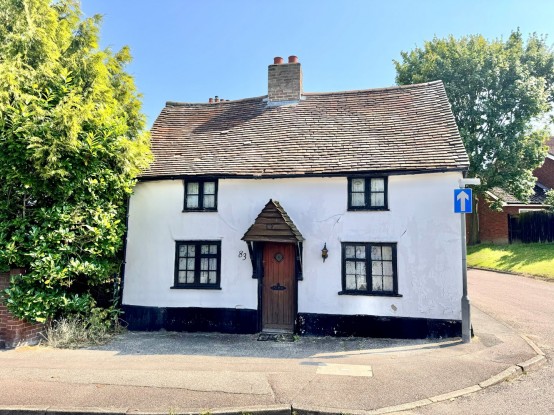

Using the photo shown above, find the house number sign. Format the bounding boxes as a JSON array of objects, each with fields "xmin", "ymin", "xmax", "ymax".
[{"xmin": 238, "ymin": 251, "xmax": 247, "ymax": 260}]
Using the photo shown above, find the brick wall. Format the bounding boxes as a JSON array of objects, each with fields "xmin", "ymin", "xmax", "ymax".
[
  {"xmin": 534, "ymin": 158, "xmax": 554, "ymax": 189},
  {"xmin": 0, "ymin": 270, "xmax": 44, "ymax": 348},
  {"xmin": 268, "ymin": 62, "xmax": 302, "ymax": 102}
]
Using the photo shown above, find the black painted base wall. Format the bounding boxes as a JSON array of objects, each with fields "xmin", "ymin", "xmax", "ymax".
[
  {"xmin": 297, "ymin": 312, "xmax": 461, "ymax": 339},
  {"xmin": 122, "ymin": 305, "xmax": 259, "ymax": 334},
  {"xmin": 123, "ymin": 305, "xmax": 461, "ymax": 339}
]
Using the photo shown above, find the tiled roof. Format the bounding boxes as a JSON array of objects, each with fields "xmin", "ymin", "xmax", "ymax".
[
  {"xmin": 489, "ymin": 185, "xmax": 550, "ymax": 205},
  {"xmin": 143, "ymin": 81, "xmax": 469, "ymax": 178},
  {"xmin": 242, "ymin": 200, "xmax": 304, "ymax": 243}
]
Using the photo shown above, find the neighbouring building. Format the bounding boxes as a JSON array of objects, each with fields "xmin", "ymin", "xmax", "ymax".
[
  {"xmin": 475, "ymin": 137, "xmax": 553, "ymax": 244},
  {"xmin": 121, "ymin": 56, "xmax": 470, "ymax": 339}
]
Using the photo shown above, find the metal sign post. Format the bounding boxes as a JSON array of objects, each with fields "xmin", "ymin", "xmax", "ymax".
[{"xmin": 456, "ymin": 178, "xmax": 480, "ymax": 343}]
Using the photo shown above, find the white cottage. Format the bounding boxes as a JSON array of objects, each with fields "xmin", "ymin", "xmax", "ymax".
[{"xmin": 122, "ymin": 56, "xmax": 470, "ymax": 339}]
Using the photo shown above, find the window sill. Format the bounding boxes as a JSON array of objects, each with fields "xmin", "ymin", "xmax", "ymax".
[
  {"xmin": 347, "ymin": 208, "xmax": 390, "ymax": 212},
  {"xmin": 182, "ymin": 209, "xmax": 218, "ymax": 213},
  {"xmin": 171, "ymin": 286, "xmax": 222, "ymax": 290},
  {"xmin": 338, "ymin": 291, "xmax": 402, "ymax": 297}
]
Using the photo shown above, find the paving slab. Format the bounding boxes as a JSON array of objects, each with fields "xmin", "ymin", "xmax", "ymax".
[{"xmin": 0, "ymin": 307, "xmax": 541, "ymax": 415}]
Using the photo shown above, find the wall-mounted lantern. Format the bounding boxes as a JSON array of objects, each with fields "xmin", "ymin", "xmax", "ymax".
[{"xmin": 321, "ymin": 243, "xmax": 328, "ymax": 262}]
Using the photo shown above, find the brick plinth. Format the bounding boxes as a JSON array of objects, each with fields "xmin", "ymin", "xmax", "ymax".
[{"xmin": 0, "ymin": 270, "xmax": 44, "ymax": 348}]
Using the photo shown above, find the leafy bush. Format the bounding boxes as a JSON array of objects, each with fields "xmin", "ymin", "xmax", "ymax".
[{"xmin": 0, "ymin": 0, "xmax": 151, "ymax": 322}]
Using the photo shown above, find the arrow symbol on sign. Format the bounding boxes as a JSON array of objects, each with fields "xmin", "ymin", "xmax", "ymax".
[{"xmin": 457, "ymin": 190, "xmax": 470, "ymax": 212}]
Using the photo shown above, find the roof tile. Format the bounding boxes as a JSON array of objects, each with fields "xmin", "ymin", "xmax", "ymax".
[{"xmin": 143, "ymin": 81, "xmax": 469, "ymax": 178}]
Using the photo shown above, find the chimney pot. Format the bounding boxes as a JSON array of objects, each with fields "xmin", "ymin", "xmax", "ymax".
[
  {"xmin": 274, "ymin": 56, "xmax": 284, "ymax": 64},
  {"xmin": 209, "ymin": 98, "xmax": 213, "ymax": 103},
  {"xmin": 288, "ymin": 55, "xmax": 299, "ymax": 63},
  {"xmin": 215, "ymin": 96, "xmax": 219, "ymax": 103}
]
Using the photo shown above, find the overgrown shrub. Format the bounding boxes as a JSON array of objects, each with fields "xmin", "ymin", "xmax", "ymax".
[
  {"xmin": 0, "ymin": 0, "xmax": 151, "ymax": 323},
  {"xmin": 43, "ymin": 307, "xmax": 124, "ymax": 348}
]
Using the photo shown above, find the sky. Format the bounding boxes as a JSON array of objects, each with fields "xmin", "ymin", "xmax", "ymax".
[{"xmin": 81, "ymin": 0, "xmax": 554, "ymax": 127}]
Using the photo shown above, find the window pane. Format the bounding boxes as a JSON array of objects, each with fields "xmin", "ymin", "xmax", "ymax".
[
  {"xmin": 352, "ymin": 178, "xmax": 365, "ymax": 192},
  {"xmin": 188, "ymin": 245, "xmax": 196, "ymax": 256},
  {"xmin": 186, "ymin": 271, "xmax": 195, "ymax": 283},
  {"xmin": 209, "ymin": 245, "xmax": 218, "ymax": 254},
  {"xmin": 209, "ymin": 271, "xmax": 217, "ymax": 284},
  {"xmin": 356, "ymin": 262, "xmax": 367, "ymax": 290},
  {"xmin": 345, "ymin": 245, "xmax": 355, "ymax": 259},
  {"xmin": 187, "ymin": 182, "xmax": 199, "ymax": 195},
  {"xmin": 355, "ymin": 245, "xmax": 366, "ymax": 259},
  {"xmin": 371, "ymin": 178, "xmax": 385, "ymax": 192},
  {"xmin": 345, "ymin": 273, "xmax": 357, "ymax": 290},
  {"xmin": 178, "ymin": 258, "xmax": 187, "ymax": 270},
  {"xmin": 383, "ymin": 275, "xmax": 394, "ymax": 292},
  {"xmin": 186, "ymin": 195, "xmax": 199, "ymax": 208},
  {"xmin": 382, "ymin": 261, "xmax": 393, "ymax": 276},
  {"xmin": 178, "ymin": 271, "xmax": 187, "ymax": 283},
  {"xmin": 382, "ymin": 246, "xmax": 392, "ymax": 260},
  {"xmin": 200, "ymin": 271, "xmax": 208, "ymax": 284},
  {"xmin": 187, "ymin": 258, "xmax": 195, "ymax": 271},
  {"xmin": 204, "ymin": 182, "xmax": 215, "ymax": 195},
  {"xmin": 371, "ymin": 245, "xmax": 382, "ymax": 260},
  {"xmin": 372, "ymin": 260, "xmax": 383, "ymax": 276},
  {"xmin": 351, "ymin": 192, "xmax": 365, "ymax": 206},
  {"xmin": 209, "ymin": 258, "xmax": 217, "ymax": 271},
  {"xmin": 203, "ymin": 195, "xmax": 215, "ymax": 208},
  {"xmin": 201, "ymin": 245, "xmax": 209, "ymax": 254},
  {"xmin": 179, "ymin": 245, "xmax": 187, "ymax": 257},
  {"xmin": 200, "ymin": 258, "xmax": 209, "ymax": 270},
  {"xmin": 345, "ymin": 260, "xmax": 356, "ymax": 275},
  {"xmin": 356, "ymin": 261, "xmax": 366, "ymax": 277},
  {"xmin": 372, "ymin": 276, "xmax": 384, "ymax": 291},
  {"xmin": 370, "ymin": 192, "xmax": 385, "ymax": 207}
]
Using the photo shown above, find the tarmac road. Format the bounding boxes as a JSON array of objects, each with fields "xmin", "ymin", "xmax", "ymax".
[{"xmin": 404, "ymin": 269, "xmax": 554, "ymax": 415}]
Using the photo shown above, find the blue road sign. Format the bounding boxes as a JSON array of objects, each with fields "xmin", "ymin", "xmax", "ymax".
[{"xmin": 454, "ymin": 189, "xmax": 472, "ymax": 213}]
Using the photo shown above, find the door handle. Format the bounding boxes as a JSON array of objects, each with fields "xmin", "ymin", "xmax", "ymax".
[{"xmin": 270, "ymin": 282, "xmax": 286, "ymax": 291}]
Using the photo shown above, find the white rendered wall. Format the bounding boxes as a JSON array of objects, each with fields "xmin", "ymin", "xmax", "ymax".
[{"xmin": 123, "ymin": 172, "xmax": 463, "ymax": 320}]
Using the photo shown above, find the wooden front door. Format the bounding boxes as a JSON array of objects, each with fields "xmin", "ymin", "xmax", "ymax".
[{"xmin": 262, "ymin": 243, "xmax": 296, "ymax": 332}]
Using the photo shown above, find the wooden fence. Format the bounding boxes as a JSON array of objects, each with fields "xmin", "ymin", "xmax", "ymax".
[{"xmin": 509, "ymin": 211, "xmax": 554, "ymax": 243}]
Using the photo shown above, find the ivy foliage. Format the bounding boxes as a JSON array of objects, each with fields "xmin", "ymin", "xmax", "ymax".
[
  {"xmin": 394, "ymin": 31, "xmax": 554, "ymax": 201},
  {"xmin": 0, "ymin": 0, "xmax": 151, "ymax": 322}
]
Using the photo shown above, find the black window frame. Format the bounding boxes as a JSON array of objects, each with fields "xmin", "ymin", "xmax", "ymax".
[
  {"xmin": 347, "ymin": 177, "xmax": 388, "ymax": 211},
  {"xmin": 183, "ymin": 178, "xmax": 218, "ymax": 212},
  {"xmin": 339, "ymin": 242, "xmax": 400, "ymax": 297},
  {"xmin": 172, "ymin": 240, "xmax": 222, "ymax": 289}
]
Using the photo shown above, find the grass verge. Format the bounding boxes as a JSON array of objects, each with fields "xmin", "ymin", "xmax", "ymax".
[{"xmin": 467, "ymin": 243, "xmax": 554, "ymax": 279}]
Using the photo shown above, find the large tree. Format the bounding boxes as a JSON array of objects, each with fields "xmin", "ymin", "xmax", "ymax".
[
  {"xmin": 395, "ymin": 31, "xmax": 554, "ymax": 243},
  {"xmin": 0, "ymin": 0, "xmax": 151, "ymax": 323}
]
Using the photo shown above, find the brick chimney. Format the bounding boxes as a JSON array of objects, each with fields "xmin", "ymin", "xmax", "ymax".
[{"xmin": 268, "ymin": 55, "xmax": 302, "ymax": 102}]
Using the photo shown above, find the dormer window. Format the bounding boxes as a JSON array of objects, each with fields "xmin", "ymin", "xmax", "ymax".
[
  {"xmin": 348, "ymin": 177, "xmax": 388, "ymax": 210},
  {"xmin": 183, "ymin": 179, "xmax": 218, "ymax": 211}
]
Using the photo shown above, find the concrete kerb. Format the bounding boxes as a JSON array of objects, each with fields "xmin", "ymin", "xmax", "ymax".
[
  {"xmin": 293, "ymin": 333, "xmax": 548, "ymax": 415},
  {"xmin": 0, "ymin": 406, "xmax": 292, "ymax": 415},
  {"xmin": 0, "ymin": 330, "xmax": 547, "ymax": 415}
]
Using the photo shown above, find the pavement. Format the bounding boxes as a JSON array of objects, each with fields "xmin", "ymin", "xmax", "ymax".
[{"xmin": 0, "ymin": 306, "xmax": 546, "ymax": 415}]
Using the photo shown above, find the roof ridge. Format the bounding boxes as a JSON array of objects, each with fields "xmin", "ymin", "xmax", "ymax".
[
  {"xmin": 164, "ymin": 81, "xmax": 445, "ymax": 107},
  {"xmin": 302, "ymin": 80, "xmax": 444, "ymax": 96},
  {"xmin": 166, "ymin": 95, "xmax": 266, "ymax": 107}
]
